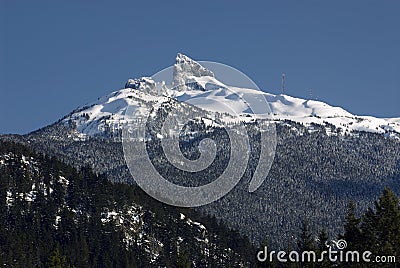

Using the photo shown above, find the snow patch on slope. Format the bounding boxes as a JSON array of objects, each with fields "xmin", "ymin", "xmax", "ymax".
[
  {"xmin": 62, "ymin": 83, "xmax": 170, "ymax": 137},
  {"xmin": 61, "ymin": 53, "xmax": 400, "ymax": 138}
]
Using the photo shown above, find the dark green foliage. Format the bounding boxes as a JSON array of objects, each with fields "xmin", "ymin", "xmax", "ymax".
[
  {"xmin": 5, "ymin": 118, "xmax": 399, "ymax": 248},
  {"xmin": 316, "ymin": 228, "xmax": 330, "ymax": 268},
  {"xmin": 297, "ymin": 220, "xmax": 317, "ymax": 253},
  {"xmin": 360, "ymin": 187, "xmax": 400, "ymax": 265},
  {"xmin": 255, "ymin": 188, "xmax": 400, "ymax": 267},
  {"xmin": 1, "ymin": 113, "xmax": 400, "ymax": 266},
  {"xmin": 176, "ymin": 247, "xmax": 192, "ymax": 268},
  {"xmin": 341, "ymin": 201, "xmax": 362, "ymax": 251},
  {"xmin": 334, "ymin": 188, "xmax": 400, "ymax": 267},
  {"xmin": 0, "ymin": 141, "xmax": 254, "ymax": 267},
  {"xmin": 296, "ymin": 220, "xmax": 317, "ymax": 268},
  {"xmin": 48, "ymin": 247, "xmax": 72, "ymax": 268}
]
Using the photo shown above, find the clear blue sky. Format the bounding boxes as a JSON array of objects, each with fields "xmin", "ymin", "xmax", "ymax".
[{"xmin": 1, "ymin": 1, "xmax": 399, "ymax": 134}]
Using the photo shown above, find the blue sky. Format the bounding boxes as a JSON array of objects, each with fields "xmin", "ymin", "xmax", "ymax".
[{"xmin": 1, "ymin": 1, "xmax": 399, "ymax": 134}]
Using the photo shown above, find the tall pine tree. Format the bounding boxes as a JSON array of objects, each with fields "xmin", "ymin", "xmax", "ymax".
[
  {"xmin": 361, "ymin": 187, "xmax": 400, "ymax": 263},
  {"xmin": 341, "ymin": 201, "xmax": 362, "ymax": 251}
]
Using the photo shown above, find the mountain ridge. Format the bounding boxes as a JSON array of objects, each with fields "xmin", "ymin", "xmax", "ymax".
[
  {"xmin": 2, "ymin": 53, "xmax": 399, "ymax": 249},
  {"xmin": 57, "ymin": 53, "xmax": 399, "ymax": 140}
]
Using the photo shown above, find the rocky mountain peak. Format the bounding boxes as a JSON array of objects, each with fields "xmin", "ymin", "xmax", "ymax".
[{"xmin": 173, "ymin": 53, "xmax": 214, "ymax": 89}]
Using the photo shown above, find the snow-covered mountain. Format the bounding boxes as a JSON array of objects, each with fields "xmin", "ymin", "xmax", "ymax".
[
  {"xmin": 12, "ymin": 54, "xmax": 399, "ymax": 249},
  {"xmin": 0, "ymin": 141, "xmax": 254, "ymax": 266},
  {"xmin": 61, "ymin": 53, "xmax": 400, "ymax": 139}
]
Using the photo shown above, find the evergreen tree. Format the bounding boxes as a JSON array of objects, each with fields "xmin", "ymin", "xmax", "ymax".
[
  {"xmin": 341, "ymin": 201, "xmax": 362, "ymax": 251},
  {"xmin": 176, "ymin": 246, "xmax": 192, "ymax": 268},
  {"xmin": 316, "ymin": 228, "xmax": 330, "ymax": 268},
  {"xmin": 361, "ymin": 187, "xmax": 400, "ymax": 264},
  {"xmin": 297, "ymin": 220, "xmax": 317, "ymax": 268},
  {"xmin": 0, "ymin": 140, "xmax": 257, "ymax": 267},
  {"xmin": 48, "ymin": 247, "xmax": 71, "ymax": 268}
]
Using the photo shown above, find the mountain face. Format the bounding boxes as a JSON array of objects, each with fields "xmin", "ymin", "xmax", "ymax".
[
  {"xmin": 59, "ymin": 53, "xmax": 399, "ymax": 140},
  {"xmin": 1, "ymin": 54, "xmax": 399, "ymax": 249},
  {"xmin": 0, "ymin": 141, "xmax": 254, "ymax": 267},
  {"xmin": 173, "ymin": 53, "xmax": 215, "ymax": 89}
]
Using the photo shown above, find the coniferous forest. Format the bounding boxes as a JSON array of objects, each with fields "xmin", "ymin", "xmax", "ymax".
[
  {"xmin": 7, "ymin": 116, "xmax": 399, "ymax": 249},
  {"xmin": 1, "ymin": 140, "xmax": 399, "ymax": 267},
  {"xmin": 0, "ymin": 141, "xmax": 254, "ymax": 267},
  {"xmin": 2, "ymin": 1, "xmax": 399, "ymax": 266},
  {"xmin": 256, "ymin": 187, "xmax": 400, "ymax": 268}
]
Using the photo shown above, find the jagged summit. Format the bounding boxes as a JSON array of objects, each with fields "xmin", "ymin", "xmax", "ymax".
[
  {"xmin": 124, "ymin": 77, "xmax": 155, "ymax": 93},
  {"xmin": 173, "ymin": 53, "xmax": 214, "ymax": 89},
  {"xmin": 123, "ymin": 53, "xmax": 215, "ymax": 92},
  {"xmin": 64, "ymin": 53, "xmax": 400, "ymax": 139}
]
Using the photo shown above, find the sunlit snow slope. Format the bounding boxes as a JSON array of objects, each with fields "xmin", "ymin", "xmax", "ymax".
[{"xmin": 62, "ymin": 53, "xmax": 400, "ymax": 138}]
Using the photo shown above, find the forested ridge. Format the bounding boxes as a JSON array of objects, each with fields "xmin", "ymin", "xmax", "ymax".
[
  {"xmin": 1, "ymin": 141, "xmax": 399, "ymax": 267},
  {"xmin": 3, "ymin": 116, "xmax": 398, "ymax": 247},
  {"xmin": 256, "ymin": 186, "xmax": 400, "ymax": 267},
  {"xmin": 0, "ymin": 141, "xmax": 254, "ymax": 267}
]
